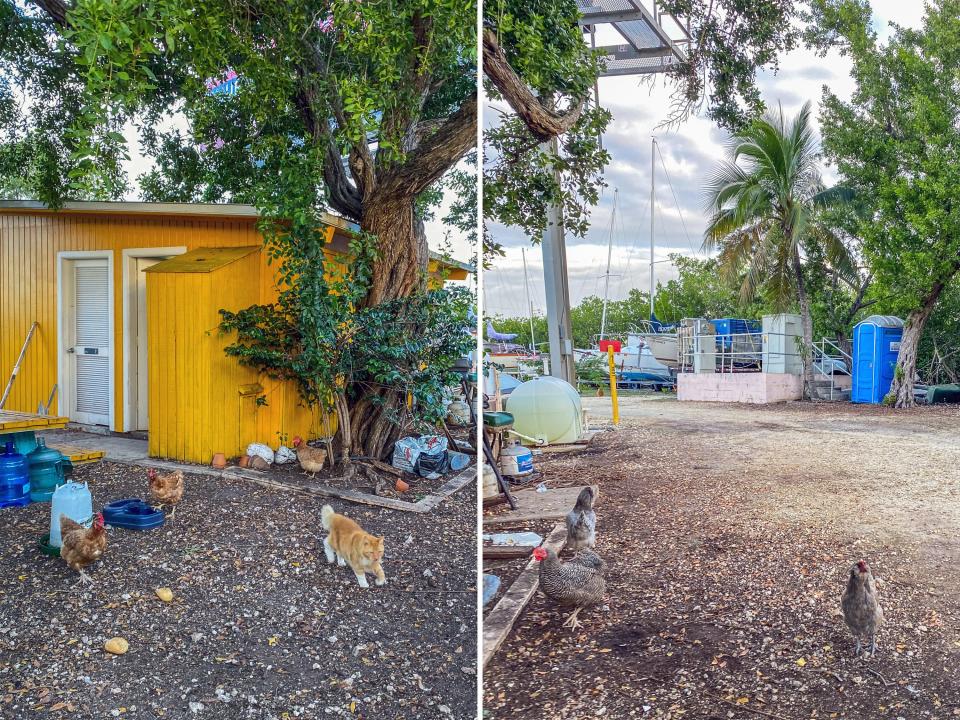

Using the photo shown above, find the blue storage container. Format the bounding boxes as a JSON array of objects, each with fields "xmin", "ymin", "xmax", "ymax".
[
  {"xmin": 0, "ymin": 440, "xmax": 31, "ymax": 508},
  {"xmin": 852, "ymin": 315, "xmax": 904, "ymax": 404},
  {"xmin": 713, "ymin": 318, "xmax": 761, "ymax": 350}
]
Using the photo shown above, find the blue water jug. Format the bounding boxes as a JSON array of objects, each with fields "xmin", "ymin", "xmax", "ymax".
[
  {"xmin": 0, "ymin": 440, "xmax": 30, "ymax": 508},
  {"xmin": 28, "ymin": 438, "xmax": 64, "ymax": 503},
  {"xmin": 49, "ymin": 482, "xmax": 93, "ymax": 547}
]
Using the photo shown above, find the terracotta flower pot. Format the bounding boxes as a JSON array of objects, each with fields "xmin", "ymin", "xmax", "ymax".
[
  {"xmin": 211, "ymin": 453, "xmax": 227, "ymax": 469},
  {"xmin": 395, "ymin": 479, "xmax": 410, "ymax": 493},
  {"xmin": 238, "ymin": 455, "xmax": 250, "ymax": 468}
]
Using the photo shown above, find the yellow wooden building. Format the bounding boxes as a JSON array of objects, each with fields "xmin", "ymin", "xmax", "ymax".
[{"xmin": 0, "ymin": 201, "xmax": 470, "ymax": 462}]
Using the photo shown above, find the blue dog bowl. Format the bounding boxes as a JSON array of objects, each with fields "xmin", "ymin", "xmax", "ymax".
[{"xmin": 102, "ymin": 499, "xmax": 165, "ymax": 530}]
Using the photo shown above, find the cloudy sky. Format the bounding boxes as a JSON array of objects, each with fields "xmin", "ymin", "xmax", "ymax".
[{"xmin": 482, "ymin": 1, "xmax": 925, "ymax": 319}]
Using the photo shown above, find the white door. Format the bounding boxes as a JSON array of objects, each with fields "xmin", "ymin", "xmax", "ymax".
[
  {"xmin": 68, "ymin": 259, "xmax": 111, "ymax": 425},
  {"xmin": 134, "ymin": 257, "xmax": 162, "ymax": 430}
]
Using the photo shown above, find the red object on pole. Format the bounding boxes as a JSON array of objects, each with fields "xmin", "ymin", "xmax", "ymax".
[{"xmin": 598, "ymin": 339, "xmax": 621, "ymax": 353}]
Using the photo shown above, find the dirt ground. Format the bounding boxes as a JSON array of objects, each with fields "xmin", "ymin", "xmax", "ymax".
[
  {"xmin": 484, "ymin": 396, "xmax": 960, "ymax": 719},
  {"xmin": 0, "ymin": 462, "xmax": 476, "ymax": 719}
]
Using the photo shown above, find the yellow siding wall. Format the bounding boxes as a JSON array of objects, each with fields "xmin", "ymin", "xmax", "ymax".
[{"xmin": 0, "ymin": 210, "xmax": 334, "ymax": 461}]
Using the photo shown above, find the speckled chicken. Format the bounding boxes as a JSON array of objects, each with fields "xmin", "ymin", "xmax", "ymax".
[
  {"xmin": 148, "ymin": 468, "xmax": 184, "ymax": 518},
  {"xmin": 841, "ymin": 559, "xmax": 884, "ymax": 656},
  {"xmin": 532, "ymin": 546, "xmax": 606, "ymax": 630},
  {"xmin": 60, "ymin": 512, "xmax": 107, "ymax": 584},
  {"xmin": 565, "ymin": 486, "xmax": 597, "ymax": 551}
]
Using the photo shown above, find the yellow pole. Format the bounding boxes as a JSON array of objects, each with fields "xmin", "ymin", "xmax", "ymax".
[{"xmin": 607, "ymin": 345, "xmax": 619, "ymax": 426}]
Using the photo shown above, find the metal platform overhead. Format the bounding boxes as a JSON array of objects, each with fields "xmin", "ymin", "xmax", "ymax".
[{"xmin": 577, "ymin": 0, "xmax": 690, "ymax": 76}]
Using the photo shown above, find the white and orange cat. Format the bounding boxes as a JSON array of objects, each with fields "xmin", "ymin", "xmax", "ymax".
[{"xmin": 320, "ymin": 505, "xmax": 387, "ymax": 588}]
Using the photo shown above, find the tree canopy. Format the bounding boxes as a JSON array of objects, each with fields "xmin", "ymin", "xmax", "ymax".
[
  {"xmin": 818, "ymin": 0, "xmax": 960, "ymax": 405},
  {"xmin": 7, "ymin": 0, "xmax": 478, "ymax": 459}
]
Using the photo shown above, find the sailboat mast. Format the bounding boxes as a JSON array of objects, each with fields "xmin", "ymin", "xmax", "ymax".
[
  {"xmin": 600, "ymin": 188, "xmax": 617, "ymax": 340},
  {"xmin": 649, "ymin": 137, "xmax": 656, "ymax": 318},
  {"xmin": 521, "ymin": 247, "xmax": 537, "ymax": 353}
]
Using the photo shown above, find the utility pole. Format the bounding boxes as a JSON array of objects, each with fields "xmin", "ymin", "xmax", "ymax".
[
  {"xmin": 541, "ymin": 138, "xmax": 576, "ymax": 384},
  {"xmin": 649, "ymin": 136, "xmax": 657, "ymax": 318}
]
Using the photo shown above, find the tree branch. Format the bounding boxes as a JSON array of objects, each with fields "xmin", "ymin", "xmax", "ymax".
[
  {"xmin": 293, "ymin": 83, "xmax": 362, "ymax": 220},
  {"xmin": 27, "ymin": 0, "xmax": 70, "ymax": 26},
  {"xmin": 482, "ymin": 28, "xmax": 584, "ymax": 141},
  {"xmin": 303, "ymin": 41, "xmax": 375, "ymax": 201},
  {"xmin": 376, "ymin": 93, "xmax": 476, "ymax": 200}
]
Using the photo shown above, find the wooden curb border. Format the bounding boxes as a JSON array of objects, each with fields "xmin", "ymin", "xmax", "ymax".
[
  {"xmin": 105, "ymin": 457, "xmax": 476, "ymax": 514},
  {"xmin": 481, "ymin": 520, "xmax": 567, "ymax": 668}
]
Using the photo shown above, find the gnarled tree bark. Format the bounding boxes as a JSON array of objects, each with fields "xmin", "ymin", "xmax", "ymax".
[
  {"xmin": 482, "ymin": 29, "xmax": 584, "ymax": 140},
  {"xmin": 888, "ymin": 270, "xmax": 958, "ymax": 407}
]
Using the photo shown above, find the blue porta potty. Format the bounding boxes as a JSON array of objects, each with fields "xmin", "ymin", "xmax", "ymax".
[{"xmin": 852, "ymin": 315, "xmax": 904, "ymax": 404}]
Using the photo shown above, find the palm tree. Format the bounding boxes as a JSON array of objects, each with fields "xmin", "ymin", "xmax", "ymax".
[{"xmin": 704, "ymin": 101, "xmax": 854, "ymax": 399}]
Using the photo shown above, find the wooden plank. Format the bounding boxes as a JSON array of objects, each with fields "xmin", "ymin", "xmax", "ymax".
[
  {"xmin": 414, "ymin": 466, "xmax": 476, "ymax": 512},
  {"xmin": 482, "ymin": 521, "xmax": 567, "ymax": 668},
  {"xmin": 48, "ymin": 444, "xmax": 106, "ymax": 464},
  {"xmin": 234, "ymin": 471, "xmax": 431, "ymax": 512},
  {"xmin": 99, "ymin": 456, "xmax": 474, "ymax": 514},
  {"xmin": 482, "ymin": 484, "xmax": 598, "ymax": 526},
  {"xmin": 0, "ymin": 411, "xmax": 68, "ymax": 433},
  {"xmin": 483, "ymin": 545, "xmax": 536, "ymax": 559}
]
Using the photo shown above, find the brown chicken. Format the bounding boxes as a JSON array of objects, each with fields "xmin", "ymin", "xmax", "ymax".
[
  {"xmin": 148, "ymin": 468, "xmax": 185, "ymax": 518},
  {"xmin": 60, "ymin": 512, "xmax": 107, "ymax": 584},
  {"xmin": 292, "ymin": 436, "xmax": 328, "ymax": 475},
  {"xmin": 841, "ymin": 559, "xmax": 884, "ymax": 656},
  {"xmin": 533, "ymin": 546, "xmax": 606, "ymax": 630}
]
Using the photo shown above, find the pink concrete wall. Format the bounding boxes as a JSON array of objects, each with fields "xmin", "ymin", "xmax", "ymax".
[{"xmin": 678, "ymin": 372, "xmax": 803, "ymax": 404}]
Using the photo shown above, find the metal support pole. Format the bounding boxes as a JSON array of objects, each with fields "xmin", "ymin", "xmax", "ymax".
[
  {"xmin": 541, "ymin": 138, "xmax": 576, "ymax": 384},
  {"xmin": 649, "ymin": 137, "xmax": 657, "ymax": 319}
]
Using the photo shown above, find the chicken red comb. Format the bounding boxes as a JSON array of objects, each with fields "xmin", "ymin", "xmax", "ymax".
[
  {"xmin": 292, "ymin": 436, "xmax": 303, "ymax": 446},
  {"xmin": 532, "ymin": 547, "xmax": 547, "ymax": 561},
  {"xmin": 856, "ymin": 559, "xmax": 868, "ymax": 572}
]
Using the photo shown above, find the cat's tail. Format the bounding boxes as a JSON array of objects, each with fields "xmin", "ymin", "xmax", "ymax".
[{"xmin": 320, "ymin": 504, "xmax": 336, "ymax": 530}]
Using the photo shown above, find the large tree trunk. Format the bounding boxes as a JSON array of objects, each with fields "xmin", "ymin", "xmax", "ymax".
[
  {"xmin": 344, "ymin": 196, "xmax": 429, "ymax": 459},
  {"xmin": 888, "ymin": 278, "xmax": 951, "ymax": 407},
  {"xmin": 349, "ymin": 390, "xmax": 406, "ymax": 461},
  {"xmin": 360, "ymin": 194, "xmax": 429, "ymax": 306},
  {"xmin": 792, "ymin": 250, "xmax": 816, "ymax": 400}
]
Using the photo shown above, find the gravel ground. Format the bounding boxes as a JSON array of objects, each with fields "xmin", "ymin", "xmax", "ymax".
[
  {"xmin": 485, "ymin": 398, "xmax": 960, "ymax": 719},
  {"xmin": 0, "ymin": 462, "xmax": 477, "ymax": 719}
]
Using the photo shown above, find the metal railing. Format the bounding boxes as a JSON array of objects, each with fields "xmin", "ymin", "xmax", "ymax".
[
  {"xmin": 679, "ymin": 330, "xmax": 802, "ymax": 374},
  {"xmin": 812, "ymin": 338, "xmax": 852, "ymax": 400}
]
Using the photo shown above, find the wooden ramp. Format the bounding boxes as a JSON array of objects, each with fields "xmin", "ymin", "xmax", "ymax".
[{"xmin": 49, "ymin": 444, "xmax": 106, "ymax": 465}]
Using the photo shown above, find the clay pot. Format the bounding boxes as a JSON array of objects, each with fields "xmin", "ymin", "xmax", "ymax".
[
  {"xmin": 211, "ymin": 453, "xmax": 227, "ymax": 469},
  {"xmin": 238, "ymin": 455, "xmax": 251, "ymax": 468},
  {"xmin": 395, "ymin": 479, "xmax": 410, "ymax": 493}
]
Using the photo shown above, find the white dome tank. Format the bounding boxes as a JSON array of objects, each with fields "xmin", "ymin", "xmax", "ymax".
[{"xmin": 505, "ymin": 376, "xmax": 583, "ymax": 445}]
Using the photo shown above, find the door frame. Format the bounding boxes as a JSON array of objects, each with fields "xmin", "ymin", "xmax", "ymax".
[
  {"xmin": 57, "ymin": 251, "xmax": 115, "ymax": 430},
  {"xmin": 121, "ymin": 247, "xmax": 186, "ymax": 432}
]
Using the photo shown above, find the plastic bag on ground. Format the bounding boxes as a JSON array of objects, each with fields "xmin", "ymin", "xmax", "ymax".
[
  {"xmin": 415, "ymin": 436, "xmax": 449, "ymax": 479},
  {"xmin": 392, "ymin": 437, "xmax": 422, "ymax": 473}
]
